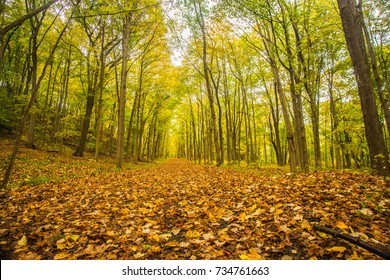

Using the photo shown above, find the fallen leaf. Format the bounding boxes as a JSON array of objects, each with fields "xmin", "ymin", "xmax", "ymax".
[
  {"xmin": 327, "ymin": 246, "xmax": 347, "ymax": 253},
  {"xmin": 56, "ymin": 243, "xmax": 67, "ymax": 250},
  {"xmin": 202, "ymin": 232, "xmax": 215, "ymax": 241},
  {"xmin": 185, "ymin": 230, "xmax": 201, "ymax": 239},
  {"xmin": 133, "ymin": 252, "xmax": 144, "ymax": 259},
  {"xmin": 301, "ymin": 219, "xmax": 311, "ymax": 230},
  {"xmin": 359, "ymin": 208, "xmax": 374, "ymax": 217},
  {"xmin": 179, "ymin": 242, "xmax": 190, "ymax": 248},
  {"xmin": 69, "ymin": 234, "xmax": 80, "ymax": 242},
  {"xmin": 336, "ymin": 221, "xmax": 348, "ymax": 230},
  {"xmin": 54, "ymin": 252, "xmax": 69, "ymax": 260},
  {"xmin": 18, "ymin": 235, "xmax": 27, "ymax": 247}
]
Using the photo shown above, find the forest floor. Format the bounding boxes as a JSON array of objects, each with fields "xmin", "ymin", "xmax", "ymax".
[{"xmin": 0, "ymin": 139, "xmax": 389, "ymax": 260}]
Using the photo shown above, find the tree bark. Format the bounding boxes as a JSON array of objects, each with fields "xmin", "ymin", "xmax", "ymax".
[
  {"xmin": 194, "ymin": 0, "xmax": 222, "ymax": 166},
  {"xmin": 337, "ymin": 0, "xmax": 389, "ymax": 176},
  {"xmin": 116, "ymin": 14, "xmax": 131, "ymax": 168}
]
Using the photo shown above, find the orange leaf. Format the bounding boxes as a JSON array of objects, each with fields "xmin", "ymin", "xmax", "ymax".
[{"xmin": 336, "ymin": 221, "xmax": 348, "ymax": 230}]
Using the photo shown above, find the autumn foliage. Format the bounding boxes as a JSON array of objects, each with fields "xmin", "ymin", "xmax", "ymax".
[{"xmin": 0, "ymin": 144, "xmax": 389, "ymax": 260}]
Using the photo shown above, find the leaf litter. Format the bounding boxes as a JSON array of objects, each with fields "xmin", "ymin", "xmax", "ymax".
[{"xmin": 0, "ymin": 158, "xmax": 389, "ymax": 260}]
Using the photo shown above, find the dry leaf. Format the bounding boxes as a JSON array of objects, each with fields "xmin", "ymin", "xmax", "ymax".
[
  {"xmin": 327, "ymin": 246, "xmax": 347, "ymax": 253},
  {"xmin": 54, "ymin": 252, "xmax": 69, "ymax": 260},
  {"xmin": 18, "ymin": 235, "xmax": 27, "ymax": 247},
  {"xmin": 336, "ymin": 221, "xmax": 348, "ymax": 230},
  {"xmin": 1, "ymin": 155, "xmax": 388, "ymax": 261}
]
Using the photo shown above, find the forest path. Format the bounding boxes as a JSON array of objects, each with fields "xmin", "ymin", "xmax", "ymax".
[{"xmin": 1, "ymin": 158, "xmax": 389, "ymax": 260}]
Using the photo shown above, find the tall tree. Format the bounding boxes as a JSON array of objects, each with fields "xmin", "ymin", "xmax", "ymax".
[
  {"xmin": 193, "ymin": 0, "xmax": 222, "ymax": 166},
  {"xmin": 1, "ymin": 1, "xmax": 78, "ymax": 188},
  {"xmin": 337, "ymin": 0, "xmax": 389, "ymax": 176},
  {"xmin": 116, "ymin": 12, "xmax": 131, "ymax": 168}
]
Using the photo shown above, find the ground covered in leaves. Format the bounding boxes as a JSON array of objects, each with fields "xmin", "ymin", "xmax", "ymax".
[{"xmin": 1, "ymin": 147, "xmax": 389, "ymax": 260}]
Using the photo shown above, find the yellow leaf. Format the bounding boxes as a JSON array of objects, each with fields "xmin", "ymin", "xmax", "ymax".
[
  {"xmin": 252, "ymin": 208, "xmax": 266, "ymax": 216},
  {"xmin": 317, "ymin": 232, "xmax": 328, "ymax": 238},
  {"xmin": 249, "ymin": 204, "xmax": 257, "ymax": 212},
  {"xmin": 151, "ymin": 246, "xmax": 161, "ymax": 253},
  {"xmin": 219, "ymin": 234, "xmax": 233, "ymax": 241},
  {"xmin": 239, "ymin": 212, "xmax": 246, "ymax": 222},
  {"xmin": 69, "ymin": 234, "xmax": 80, "ymax": 242},
  {"xmin": 134, "ymin": 252, "xmax": 144, "ymax": 259},
  {"xmin": 206, "ymin": 211, "xmax": 215, "ymax": 219},
  {"xmin": 247, "ymin": 253, "xmax": 262, "ymax": 260},
  {"xmin": 149, "ymin": 234, "xmax": 160, "ymax": 242},
  {"xmin": 54, "ymin": 252, "xmax": 69, "ymax": 260},
  {"xmin": 301, "ymin": 219, "xmax": 312, "ymax": 230},
  {"xmin": 240, "ymin": 250, "xmax": 262, "ymax": 260},
  {"xmin": 57, "ymin": 243, "xmax": 67, "ymax": 250},
  {"xmin": 275, "ymin": 209, "xmax": 283, "ymax": 215},
  {"xmin": 185, "ymin": 230, "xmax": 201, "ymax": 239},
  {"xmin": 327, "ymin": 246, "xmax": 347, "ymax": 253},
  {"xmin": 18, "ymin": 235, "xmax": 27, "ymax": 247},
  {"xmin": 166, "ymin": 241, "xmax": 178, "ymax": 247},
  {"xmin": 336, "ymin": 221, "xmax": 348, "ymax": 230},
  {"xmin": 309, "ymin": 256, "xmax": 318, "ymax": 260},
  {"xmin": 131, "ymin": 245, "xmax": 138, "ymax": 251}
]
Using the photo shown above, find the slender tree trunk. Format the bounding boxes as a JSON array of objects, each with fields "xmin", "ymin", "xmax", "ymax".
[
  {"xmin": 26, "ymin": 9, "xmax": 42, "ymax": 149},
  {"xmin": 194, "ymin": 0, "xmax": 222, "ymax": 166},
  {"xmin": 116, "ymin": 14, "xmax": 130, "ymax": 168},
  {"xmin": 73, "ymin": 55, "xmax": 98, "ymax": 157},
  {"xmin": 95, "ymin": 26, "xmax": 105, "ymax": 160},
  {"xmin": 329, "ymin": 78, "xmax": 342, "ymax": 170},
  {"xmin": 262, "ymin": 31, "xmax": 298, "ymax": 172}
]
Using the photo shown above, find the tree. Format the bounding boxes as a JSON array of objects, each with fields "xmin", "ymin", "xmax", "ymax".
[
  {"xmin": 193, "ymin": 0, "xmax": 222, "ymax": 166},
  {"xmin": 337, "ymin": 0, "xmax": 389, "ymax": 176},
  {"xmin": 1, "ymin": 1, "xmax": 78, "ymax": 188}
]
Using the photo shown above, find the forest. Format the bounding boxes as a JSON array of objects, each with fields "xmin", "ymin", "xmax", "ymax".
[{"xmin": 0, "ymin": 0, "xmax": 389, "ymax": 260}]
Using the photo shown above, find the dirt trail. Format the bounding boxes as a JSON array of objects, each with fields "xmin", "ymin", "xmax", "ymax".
[{"xmin": 0, "ymin": 158, "xmax": 389, "ymax": 259}]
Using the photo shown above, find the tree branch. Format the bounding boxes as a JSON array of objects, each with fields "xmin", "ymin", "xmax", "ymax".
[
  {"xmin": 313, "ymin": 224, "xmax": 390, "ymax": 260},
  {"xmin": 0, "ymin": 0, "xmax": 60, "ymax": 36}
]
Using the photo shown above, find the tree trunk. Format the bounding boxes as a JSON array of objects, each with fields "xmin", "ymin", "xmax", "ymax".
[
  {"xmin": 337, "ymin": 0, "xmax": 389, "ymax": 176},
  {"xmin": 26, "ymin": 6, "xmax": 43, "ymax": 149},
  {"xmin": 116, "ymin": 14, "xmax": 131, "ymax": 168},
  {"xmin": 194, "ymin": 0, "xmax": 222, "ymax": 166},
  {"xmin": 95, "ymin": 26, "xmax": 105, "ymax": 160},
  {"xmin": 358, "ymin": 3, "xmax": 390, "ymax": 142},
  {"xmin": 262, "ymin": 30, "xmax": 298, "ymax": 172},
  {"xmin": 73, "ymin": 52, "xmax": 98, "ymax": 157}
]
